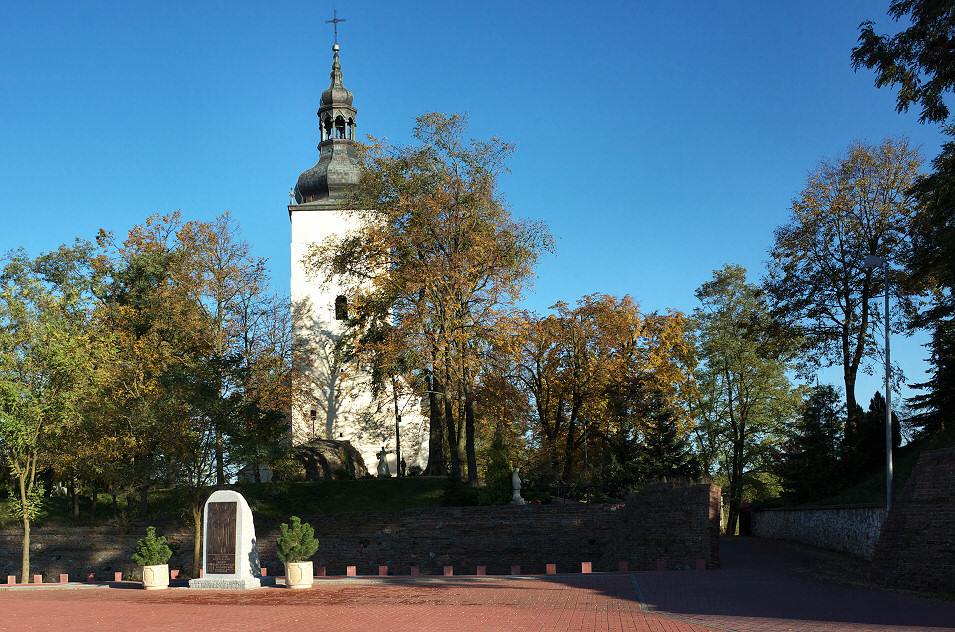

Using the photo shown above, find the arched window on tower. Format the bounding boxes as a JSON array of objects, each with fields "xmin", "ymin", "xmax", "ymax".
[
  {"xmin": 347, "ymin": 118, "xmax": 355, "ymax": 139},
  {"xmin": 335, "ymin": 115, "xmax": 347, "ymax": 139},
  {"xmin": 335, "ymin": 295, "xmax": 348, "ymax": 320},
  {"xmin": 323, "ymin": 117, "xmax": 332, "ymax": 142}
]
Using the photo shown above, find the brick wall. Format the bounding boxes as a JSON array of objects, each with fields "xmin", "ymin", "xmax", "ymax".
[
  {"xmin": 750, "ymin": 504, "xmax": 887, "ymax": 560},
  {"xmin": 0, "ymin": 482, "xmax": 721, "ymax": 580},
  {"xmin": 870, "ymin": 448, "xmax": 955, "ymax": 594},
  {"xmin": 599, "ymin": 483, "xmax": 721, "ymax": 570}
]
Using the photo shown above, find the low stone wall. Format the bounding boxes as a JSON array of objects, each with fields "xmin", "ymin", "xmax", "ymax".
[
  {"xmin": 751, "ymin": 504, "xmax": 887, "ymax": 560},
  {"xmin": 0, "ymin": 482, "xmax": 721, "ymax": 580},
  {"xmin": 871, "ymin": 448, "xmax": 955, "ymax": 594},
  {"xmin": 600, "ymin": 483, "xmax": 721, "ymax": 570},
  {"xmin": 0, "ymin": 524, "xmax": 197, "ymax": 582},
  {"xmin": 258, "ymin": 504, "xmax": 620, "ymax": 576}
]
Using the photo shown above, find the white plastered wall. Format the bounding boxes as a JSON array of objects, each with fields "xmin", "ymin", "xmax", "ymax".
[{"xmin": 290, "ymin": 207, "xmax": 429, "ymax": 473}]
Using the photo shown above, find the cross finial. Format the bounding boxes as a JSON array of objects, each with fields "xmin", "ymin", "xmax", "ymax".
[{"xmin": 326, "ymin": 7, "xmax": 346, "ymax": 45}]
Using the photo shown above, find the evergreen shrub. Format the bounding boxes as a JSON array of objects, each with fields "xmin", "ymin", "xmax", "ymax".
[
  {"xmin": 276, "ymin": 516, "xmax": 319, "ymax": 564},
  {"xmin": 132, "ymin": 526, "xmax": 173, "ymax": 566}
]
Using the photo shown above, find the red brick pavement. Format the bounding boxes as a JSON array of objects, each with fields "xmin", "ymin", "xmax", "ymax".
[
  {"xmin": 1, "ymin": 538, "xmax": 952, "ymax": 631},
  {"xmin": 0, "ymin": 576, "xmax": 710, "ymax": 632}
]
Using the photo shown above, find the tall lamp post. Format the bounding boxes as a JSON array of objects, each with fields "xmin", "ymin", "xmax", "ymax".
[{"xmin": 864, "ymin": 254, "xmax": 894, "ymax": 511}]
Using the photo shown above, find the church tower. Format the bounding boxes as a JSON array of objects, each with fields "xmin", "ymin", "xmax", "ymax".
[{"xmin": 288, "ymin": 44, "xmax": 428, "ymax": 474}]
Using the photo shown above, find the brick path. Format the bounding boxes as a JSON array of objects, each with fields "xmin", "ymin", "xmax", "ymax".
[
  {"xmin": 0, "ymin": 576, "xmax": 709, "ymax": 632},
  {"xmin": 0, "ymin": 537, "xmax": 952, "ymax": 631},
  {"xmin": 637, "ymin": 538, "xmax": 955, "ymax": 632}
]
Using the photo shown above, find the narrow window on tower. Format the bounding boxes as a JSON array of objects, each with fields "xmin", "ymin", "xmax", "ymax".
[{"xmin": 335, "ymin": 295, "xmax": 348, "ymax": 320}]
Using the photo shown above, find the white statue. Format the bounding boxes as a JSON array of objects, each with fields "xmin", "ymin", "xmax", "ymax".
[{"xmin": 511, "ymin": 467, "xmax": 527, "ymax": 505}]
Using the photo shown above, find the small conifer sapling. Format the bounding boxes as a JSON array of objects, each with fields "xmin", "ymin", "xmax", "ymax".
[
  {"xmin": 276, "ymin": 516, "xmax": 319, "ymax": 564},
  {"xmin": 132, "ymin": 526, "xmax": 173, "ymax": 567}
]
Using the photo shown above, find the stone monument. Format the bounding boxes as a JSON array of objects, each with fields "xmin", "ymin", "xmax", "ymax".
[{"xmin": 188, "ymin": 490, "xmax": 262, "ymax": 589}]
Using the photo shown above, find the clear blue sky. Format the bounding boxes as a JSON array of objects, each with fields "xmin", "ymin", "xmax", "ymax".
[{"xmin": 0, "ymin": 1, "xmax": 942, "ymax": 408}]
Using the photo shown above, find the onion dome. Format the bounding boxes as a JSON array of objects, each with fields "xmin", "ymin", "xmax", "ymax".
[{"xmin": 294, "ymin": 44, "xmax": 359, "ymax": 205}]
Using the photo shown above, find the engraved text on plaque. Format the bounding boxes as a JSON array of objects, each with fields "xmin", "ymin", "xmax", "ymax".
[{"xmin": 207, "ymin": 501, "xmax": 237, "ymax": 574}]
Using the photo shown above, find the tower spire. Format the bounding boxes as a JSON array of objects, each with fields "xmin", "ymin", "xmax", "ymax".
[{"xmin": 292, "ymin": 39, "xmax": 359, "ymax": 206}]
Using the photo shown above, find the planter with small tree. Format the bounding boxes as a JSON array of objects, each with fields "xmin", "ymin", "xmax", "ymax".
[
  {"xmin": 132, "ymin": 526, "xmax": 173, "ymax": 590},
  {"xmin": 276, "ymin": 516, "xmax": 319, "ymax": 589}
]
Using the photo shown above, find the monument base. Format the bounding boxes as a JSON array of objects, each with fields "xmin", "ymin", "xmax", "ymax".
[{"xmin": 188, "ymin": 577, "xmax": 262, "ymax": 590}]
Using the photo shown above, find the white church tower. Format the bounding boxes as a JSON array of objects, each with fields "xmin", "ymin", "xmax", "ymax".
[{"xmin": 288, "ymin": 43, "xmax": 429, "ymax": 474}]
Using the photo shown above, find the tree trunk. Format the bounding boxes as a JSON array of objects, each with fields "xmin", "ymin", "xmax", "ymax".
[
  {"xmin": 393, "ymin": 378, "xmax": 403, "ymax": 478},
  {"xmin": 465, "ymin": 397, "xmax": 477, "ymax": 486},
  {"xmin": 111, "ymin": 491, "xmax": 118, "ymax": 519},
  {"xmin": 69, "ymin": 479, "xmax": 79, "ymax": 520},
  {"xmin": 21, "ymin": 516, "xmax": 30, "ymax": 584},
  {"xmin": 138, "ymin": 484, "xmax": 149, "ymax": 520},
  {"xmin": 445, "ymin": 393, "xmax": 461, "ymax": 481},
  {"xmin": 561, "ymin": 421, "xmax": 578, "ymax": 481},
  {"xmin": 90, "ymin": 482, "xmax": 97, "ymax": 522},
  {"xmin": 19, "ymin": 475, "xmax": 30, "ymax": 583},
  {"xmin": 424, "ymin": 375, "xmax": 447, "ymax": 476},
  {"xmin": 215, "ymin": 429, "xmax": 225, "ymax": 486},
  {"xmin": 252, "ymin": 463, "xmax": 262, "ymax": 484},
  {"xmin": 726, "ymin": 439, "xmax": 744, "ymax": 535},
  {"xmin": 844, "ymin": 367, "xmax": 858, "ymax": 423},
  {"xmin": 192, "ymin": 505, "xmax": 203, "ymax": 577}
]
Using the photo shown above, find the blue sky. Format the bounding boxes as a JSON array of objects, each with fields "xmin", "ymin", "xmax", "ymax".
[{"xmin": 0, "ymin": 1, "xmax": 943, "ymax": 408}]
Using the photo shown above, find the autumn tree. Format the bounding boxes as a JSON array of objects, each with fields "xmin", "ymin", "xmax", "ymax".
[
  {"xmin": 695, "ymin": 265, "xmax": 801, "ymax": 534},
  {"xmin": 764, "ymin": 138, "xmax": 922, "ymax": 418},
  {"xmin": 0, "ymin": 243, "xmax": 101, "ymax": 581},
  {"xmin": 307, "ymin": 112, "xmax": 553, "ymax": 484},
  {"xmin": 175, "ymin": 212, "xmax": 283, "ymax": 485},
  {"xmin": 505, "ymin": 294, "xmax": 697, "ymax": 485}
]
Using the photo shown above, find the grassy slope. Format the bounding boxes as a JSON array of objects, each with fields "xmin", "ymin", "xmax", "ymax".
[
  {"xmin": 814, "ymin": 427, "xmax": 955, "ymax": 506},
  {"xmin": 0, "ymin": 477, "xmax": 475, "ymax": 529}
]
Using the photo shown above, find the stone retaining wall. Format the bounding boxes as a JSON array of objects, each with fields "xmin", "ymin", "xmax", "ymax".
[
  {"xmin": 0, "ymin": 482, "xmax": 721, "ymax": 581},
  {"xmin": 751, "ymin": 504, "xmax": 887, "ymax": 560},
  {"xmin": 871, "ymin": 448, "xmax": 955, "ymax": 594}
]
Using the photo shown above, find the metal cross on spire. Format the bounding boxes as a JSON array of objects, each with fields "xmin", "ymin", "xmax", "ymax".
[{"xmin": 326, "ymin": 6, "xmax": 346, "ymax": 45}]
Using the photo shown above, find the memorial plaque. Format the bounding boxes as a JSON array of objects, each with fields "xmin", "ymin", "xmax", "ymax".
[{"xmin": 207, "ymin": 501, "xmax": 237, "ymax": 575}]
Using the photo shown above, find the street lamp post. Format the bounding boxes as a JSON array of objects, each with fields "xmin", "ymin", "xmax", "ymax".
[{"xmin": 864, "ymin": 254, "xmax": 894, "ymax": 511}]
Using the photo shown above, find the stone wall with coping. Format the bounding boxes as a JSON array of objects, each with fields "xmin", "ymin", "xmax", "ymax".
[
  {"xmin": 750, "ymin": 504, "xmax": 887, "ymax": 560},
  {"xmin": 0, "ymin": 482, "xmax": 721, "ymax": 580}
]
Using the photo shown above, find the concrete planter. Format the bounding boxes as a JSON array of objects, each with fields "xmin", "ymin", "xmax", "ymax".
[
  {"xmin": 141, "ymin": 564, "xmax": 170, "ymax": 590},
  {"xmin": 284, "ymin": 561, "xmax": 313, "ymax": 589}
]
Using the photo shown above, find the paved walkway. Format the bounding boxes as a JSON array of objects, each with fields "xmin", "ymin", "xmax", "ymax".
[
  {"xmin": 0, "ymin": 538, "xmax": 952, "ymax": 631},
  {"xmin": 636, "ymin": 537, "xmax": 955, "ymax": 631}
]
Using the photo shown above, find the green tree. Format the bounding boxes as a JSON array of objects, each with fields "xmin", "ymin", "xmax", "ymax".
[
  {"xmin": 764, "ymin": 138, "xmax": 922, "ymax": 418},
  {"xmin": 843, "ymin": 390, "xmax": 902, "ymax": 482},
  {"xmin": 906, "ymin": 319, "xmax": 955, "ymax": 435},
  {"xmin": 778, "ymin": 384, "xmax": 845, "ymax": 503},
  {"xmin": 852, "ymin": 0, "xmax": 955, "ymax": 125},
  {"xmin": 0, "ymin": 243, "xmax": 100, "ymax": 581},
  {"xmin": 694, "ymin": 265, "xmax": 801, "ymax": 534}
]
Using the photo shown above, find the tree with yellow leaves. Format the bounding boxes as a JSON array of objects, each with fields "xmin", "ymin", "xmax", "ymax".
[
  {"xmin": 502, "ymin": 294, "xmax": 697, "ymax": 484},
  {"xmin": 307, "ymin": 113, "xmax": 553, "ymax": 485}
]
